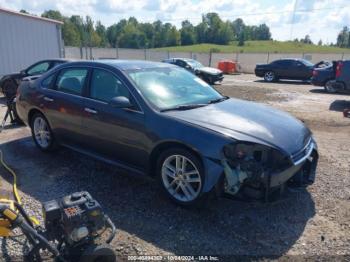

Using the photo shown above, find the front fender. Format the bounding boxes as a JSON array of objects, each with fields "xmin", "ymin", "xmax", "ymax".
[
  {"xmin": 202, "ymin": 157, "xmax": 224, "ymax": 193},
  {"xmin": 149, "ymin": 115, "xmax": 234, "ymax": 192}
]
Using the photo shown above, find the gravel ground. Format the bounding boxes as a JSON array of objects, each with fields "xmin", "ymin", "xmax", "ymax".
[{"xmin": 0, "ymin": 74, "xmax": 349, "ymax": 261}]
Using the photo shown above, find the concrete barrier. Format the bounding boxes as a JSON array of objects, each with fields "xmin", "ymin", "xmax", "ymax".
[{"xmin": 64, "ymin": 46, "xmax": 350, "ymax": 73}]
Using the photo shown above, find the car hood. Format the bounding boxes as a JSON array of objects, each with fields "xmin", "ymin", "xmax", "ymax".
[
  {"xmin": 197, "ymin": 67, "xmax": 222, "ymax": 75},
  {"xmin": 0, "ymin": 72, "xmax": 21, "ymax": 81},
  {"xmin": 164, "ymin": 98, "xmax": 311, "ymax": 156}
]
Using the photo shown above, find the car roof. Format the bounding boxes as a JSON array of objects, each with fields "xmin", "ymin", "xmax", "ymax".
[
  {"xmin": 63, "ymin": 60, "xmax": 176, "ymax": 71},
  {"xmin": 31, "ymin": 59, "xmax": 71, "ymax": 65},
  {"xmin": 169, "ymin": 58, "xmax": 196, "ymax": 62},
  {"xmin": 276, "ymin": 58, "xmax": 299, "ymax": 61}
]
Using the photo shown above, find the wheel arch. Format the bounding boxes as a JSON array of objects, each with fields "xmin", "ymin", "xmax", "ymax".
[
  {"xmin": 28, "ymin": 108, "xmax": 46, "ymax": 127},
  {"xmin": 147, "ymin": 140, "xmax": 204, "ymax": 177}
]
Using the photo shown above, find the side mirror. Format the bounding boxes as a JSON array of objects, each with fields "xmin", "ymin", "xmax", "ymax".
[
  {"xmin": 109, "ymin": 96, "xmax": 133, "ymax": 108},
  {"xmin": 20, "ymin": 70, "xmax": 26, "ymax": 76}
]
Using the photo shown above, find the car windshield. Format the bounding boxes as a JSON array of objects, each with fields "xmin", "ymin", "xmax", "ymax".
[
  {"xmin": 301, "ymin": 59, "xmax": 314, "ymax": 67},
  {"xmin": 186, "ymin": 60, "xmax": 204, "ymax": 69},
  {"xmin": 127, "ymin": 67, "xmax": 223, "ymax": 111}
]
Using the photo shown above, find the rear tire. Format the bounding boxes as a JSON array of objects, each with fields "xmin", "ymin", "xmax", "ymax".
[
  {"xmin": 156, "ymin": 147, "xmax": 205, "ymax": 206},
  {"xmin": 79, "ymin": 244, "xmax": 116, "ymax": 262},
  {"xmin": 30, "ymin": 112, "xmax": 57, "ymax": 152},
  {"xmin": 324, "ymin": 80, "xmax": 337, "ymax": 93},
  {"xmin": 264, "ymin": 71, "xmax": 276, "ymax": 82}
]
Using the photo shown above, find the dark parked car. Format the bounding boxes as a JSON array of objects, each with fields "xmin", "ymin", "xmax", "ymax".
[
  {"xmin": 328, "ymin": 60, "xmax": 350, "ymax": 93},
  {"xmin": 0, "ymin": 59, "xmax": 69, "ymax": 96},
  {"xmin": 255, "ymin": 58, "xmax": 315, "ymax": 82},
  {"xmin": 163, "ymin": 58, "xmax": 224, "ymax": 84},
  {"xmin": 16, "ymin": 60, "xmax": 318, "ymax": 206},
  {"xmin": 311, "ymin": 61, "xmax": 336, "ymax": 93}
]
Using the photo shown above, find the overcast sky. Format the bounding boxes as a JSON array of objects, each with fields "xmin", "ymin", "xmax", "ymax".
[{"xmin": 1, "ymin": 0, "xmax": 349, "ymax": 44}]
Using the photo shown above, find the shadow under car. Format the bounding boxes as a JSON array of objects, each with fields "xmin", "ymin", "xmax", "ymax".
[{"xmin": 0, "ymin": 136, "xmax": 316, "ymax": 258}]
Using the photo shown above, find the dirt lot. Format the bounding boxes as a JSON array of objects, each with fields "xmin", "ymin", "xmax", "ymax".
[{"xmin": 0, "ymin": 74, "xmax": 349, "ymax": 261}]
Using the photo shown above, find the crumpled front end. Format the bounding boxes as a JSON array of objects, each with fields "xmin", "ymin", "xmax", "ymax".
[{"xmin": 219, "ymin": 138, "xmax": 318, "ymax": 200}]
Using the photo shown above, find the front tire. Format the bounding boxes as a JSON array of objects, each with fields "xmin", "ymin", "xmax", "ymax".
[
  {"xmin": 264, "ymin": 71, "xmax": 276, "ymax": 82},
  {"xmin": 30, "ymin": 113, "xmax": 57, "ymax": 152},
  {"xmin": 207, "ymin": 76, "xmax": 215, "ymax": 85},
  {"xmin": 157, "ymin": 148, "xmax": 205, "ymax": 206}
]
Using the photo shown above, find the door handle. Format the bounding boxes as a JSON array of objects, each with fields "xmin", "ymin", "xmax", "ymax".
[
  {"xmin": 43, "ymin": 97, "xmax": 54, "ymax": 102},
  {"xmin": 84, "ymin": 107, "xmax": 98, "ymax": 114}
]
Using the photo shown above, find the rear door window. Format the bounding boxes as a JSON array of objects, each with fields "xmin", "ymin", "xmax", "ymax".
[
  {"xmin": 55, "ymin": 68, "xmax": 88, "ymax": 96},
  {"xmin": 275, "ymin": 60, "xmax": 292, "ymax": 67}
]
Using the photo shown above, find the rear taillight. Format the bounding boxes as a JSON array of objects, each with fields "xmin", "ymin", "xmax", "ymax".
[{"xmin": 336, "ymin": 61, "xmax": 343, "ymax": 77}]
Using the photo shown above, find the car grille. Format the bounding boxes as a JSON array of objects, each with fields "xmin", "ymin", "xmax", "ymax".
[{"xmin": 291, "ymin": 138, "xmax": 314, "ymax": 165}]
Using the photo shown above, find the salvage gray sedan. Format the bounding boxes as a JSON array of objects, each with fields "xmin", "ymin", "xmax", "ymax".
[{"xmin": 16, "ymin": 60, "xmax": 318, "ymax": 205}]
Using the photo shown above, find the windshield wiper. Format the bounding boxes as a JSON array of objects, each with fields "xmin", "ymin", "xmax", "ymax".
[
  {"xmin": 208, "ymin": 96, "xmax": 229, "ymax": 104},
  {"xmin": 160, "ymin": 103, "xmax": 207, "ymax": 112}
]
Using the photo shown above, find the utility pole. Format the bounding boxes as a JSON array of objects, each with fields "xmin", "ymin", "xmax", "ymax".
[{"xmin": 290, "ymin": 0, "xmax": 298, "ymax": 40}]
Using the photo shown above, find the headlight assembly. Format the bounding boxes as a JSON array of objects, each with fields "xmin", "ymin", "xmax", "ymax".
[{"xmin": 221, "ymin": 142, "xmax": 290, "ymax": 195}]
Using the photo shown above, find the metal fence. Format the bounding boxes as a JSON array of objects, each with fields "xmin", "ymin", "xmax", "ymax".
[{"xmin": 65, "ymin": 46, "xmax": 350, "ymax": 73}]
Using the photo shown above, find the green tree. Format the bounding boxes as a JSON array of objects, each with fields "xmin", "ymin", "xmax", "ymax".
[
  {"xmin": 302, "ymin": 34, "xmax": 313, "ymax": 44},
  {"xmin": 42, "ymin": 10, "xmax": 82, "ymax": 46},
  {"xmin": 139, "ymin": 22, "xmax": 154, "ymax": 48},
  {"xmin": 256, "ymin": 24, "xmax": 271, "ymax": 40},
  {"xmin": 106, "ymin": 19, "xmax": 127, "ymax": 47},
  {"xmin": 167, "ymin": 26, "xmax": 180, "ymax": 46},
  {"xmin": 195, "ymin": 21, "xmax": 208, "ymax": 43},
  {"xmin": 96, "ymin": 21, "xmax": 107, "ymax": 47},
  {"xmin": 232, "ymin": 18, "xmax": 244, "ymax": 39},
  {"xmin": 180, "ymin": 20, "xmax": 196, "ymax": 45},
  {"xmin": 62, "ymin": 21, "xmax": 81, "ymax": 46},
  {"xmin": 118, "ymin": 23, "xmax": 146, "ymax": 48},
  {"xmin": 39, "ymin": 11, "xmax": 277, "ymax": 48},
  {"xmin": 238, "ymin": 30, "xmax": 245, "ymax": 46},
  {"xmin": 218, "ymin": 21, "xmax": 234, "ymax": 44},
  {"xmin": 70, "ymin": 15, "xmax": 85, "ymax": 46},
  {"xmin": 41, "ymin": 10, "xmax": 64, "ymax": 21},
  {"xmin": 337, "ymin": 26, "xmax": 349, "ymax": 48}
]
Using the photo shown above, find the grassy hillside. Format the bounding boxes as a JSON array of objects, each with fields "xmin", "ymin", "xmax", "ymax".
[{"xmin": 155, "ymin": 41, "xmax": 350, "ymax": 53}]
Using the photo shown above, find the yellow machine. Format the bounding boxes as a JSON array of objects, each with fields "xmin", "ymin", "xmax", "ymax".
[
  {"xmin": 0, "ymin": 199, "xmax": 16, "ymax": 236},
  {"xmin": 0, "ymin": 149, "xmax": 116, "ymax": 261},
  {"xmin": 0, "ymin": 149, "xmax": 22, "ymax": 236}
]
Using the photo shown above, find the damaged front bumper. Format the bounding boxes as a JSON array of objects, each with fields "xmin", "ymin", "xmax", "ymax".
[{"xmin": 220, "ymin": 139, "xmax": 318, "ymax": 201}]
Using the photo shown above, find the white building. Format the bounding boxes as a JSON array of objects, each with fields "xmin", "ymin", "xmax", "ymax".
[{"xmin": 0, "ymin": 7, "xmax": 63, "ymax": 76}]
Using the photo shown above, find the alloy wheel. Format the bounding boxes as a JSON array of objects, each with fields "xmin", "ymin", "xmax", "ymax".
[
  {"xmin": 33, "ymin": 116, "xmax": 51, "ymax": 149},
  {"xmin": 161, "ymin": 154, "xmax": 202, "ymax": 202},
  {"xmin": 325, "ymin": 80, "xmax": 336, "ymax": 93},
  {"xmin": 264, "ymin": 71, "xmax": 275, "ymax": 82}
]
